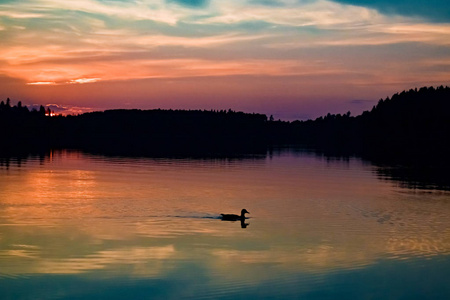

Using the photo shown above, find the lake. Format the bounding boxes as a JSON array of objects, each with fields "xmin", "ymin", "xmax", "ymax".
[{"xmin": 1, "ymin": 149, "xmax": 449, "ymax": 299}]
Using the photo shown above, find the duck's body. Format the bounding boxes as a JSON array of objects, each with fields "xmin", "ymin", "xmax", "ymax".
[{"xmin": 220, "ymin": 209, "xmax": 250, "ymax": 221}]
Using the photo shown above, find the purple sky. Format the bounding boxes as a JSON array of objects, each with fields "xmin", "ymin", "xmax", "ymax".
[{"xmin": 1, "ymin": 0, "xmax": 449, "ymax": 120}]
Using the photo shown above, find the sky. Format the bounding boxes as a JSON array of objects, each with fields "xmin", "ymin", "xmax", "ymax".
[{"xmin": 0, "ymin": 0, "xmax": 449, "ymax": 119}]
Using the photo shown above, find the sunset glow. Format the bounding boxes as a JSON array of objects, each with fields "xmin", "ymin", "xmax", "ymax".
[{"xmin": 1, "ymin": 0, "xmax": 449, "ymax": 118}]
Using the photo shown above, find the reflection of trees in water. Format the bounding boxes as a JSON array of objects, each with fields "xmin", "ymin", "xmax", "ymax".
[
  {"xmin": 282, "ymin": 146, "xmax": 450, "ymax": 191},
  {"xmin": 0, "ymin": 149, "xmax": 267, "ymax": 171},
  {"xmin": 375, "ymin": 165, "xmax": 450, "ymax": 191},
  {"xmin": 3, "ymin": 147, "xmax": 450, "ymax": 192},
  {"xmin": 0, "ymin": 151, "xmax": 51, "ymax": 170},
  {"xmin": 278, "ymin": 145, "xmax": 450, "ymax": 193}
]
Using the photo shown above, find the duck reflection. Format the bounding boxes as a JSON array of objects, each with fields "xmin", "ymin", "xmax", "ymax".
[{"xmin": 240, "ymin": 219, "xmax": 249, "ymax": 228}]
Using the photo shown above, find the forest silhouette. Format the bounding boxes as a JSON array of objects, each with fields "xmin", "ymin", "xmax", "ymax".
[
  {"xmin": 289, "ymin": 85, "xmax": 450, "ymax": 163},
  {"xmin": 1, "ymin": 86, "xmax": 449, "ymax": 161}
]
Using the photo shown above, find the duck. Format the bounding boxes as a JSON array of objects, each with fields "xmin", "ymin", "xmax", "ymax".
[{"xmin": 220, "ymin": 209, "xmax": 250, "ymax": 221}]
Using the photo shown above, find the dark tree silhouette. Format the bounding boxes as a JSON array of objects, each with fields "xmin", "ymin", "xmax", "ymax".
[{"xmin": 1, "ymin": 86, "xmax": 449, "ymax": 163}]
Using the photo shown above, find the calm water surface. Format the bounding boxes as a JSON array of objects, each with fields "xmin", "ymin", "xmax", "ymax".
[{"xmin": 0, "ymin": 150, "xmax": 449, "ymax": 299}]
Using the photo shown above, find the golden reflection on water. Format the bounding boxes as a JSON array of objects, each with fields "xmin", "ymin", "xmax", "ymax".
[{"xmin": 0, "ymin": 150, "xmax": 449, "ymax": 280}]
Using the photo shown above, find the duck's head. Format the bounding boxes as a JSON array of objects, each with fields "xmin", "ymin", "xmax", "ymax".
[{"xmin": 241, "ymin": 209, "xmax": 250, "ymax": 215}]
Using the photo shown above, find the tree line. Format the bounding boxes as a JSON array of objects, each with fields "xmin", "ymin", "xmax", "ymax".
[
  {"xmin": 0, "ymin": 98, "xmax": 53, "ymax": 116},
  {"xmin": 1, "ymin": 85, "xmax": 449, "ymax": 160},
  {"xmin": 288, "ymin": 85, "xmax": 450, "ymax": 163}
]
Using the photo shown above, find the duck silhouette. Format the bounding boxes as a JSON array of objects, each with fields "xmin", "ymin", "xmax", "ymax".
[{"xmin": 220, "ymin": 209, "xmax": 250, "ymax": 221}]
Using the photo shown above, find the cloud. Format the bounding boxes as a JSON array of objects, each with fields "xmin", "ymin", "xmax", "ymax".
[
  {"xmin": 1, "ymin": 0, "xmax": 449, "ymax": 113},
  {"xmin": 0, "ymin": 0, "xmax": 23, "ymax": 3},
  {"xmin": 27, "ymin": 78, "xmax": 101, "ymax": 85},
  {"xmin": 331, "ymin": 0, "xmax": 450, "ymax": 23},
  {"xmin": 248, "ymin": 0, "xmax": 286, "ymax": 6},
  {"xmin": 348, "ymin": 99, "xmax": 373, "ymax": 104},
  {"xmin": 168, "ymin": 0, "xmax": 209, "ymax": 8},
  {"xmin": 68, "ymin": 78, "xmax": 101, "ymax": 84},
  {"xmin": 25, "ymin": 103, "xmax": 96, "ymax": 115},
  {"xmin": 193, "ymin": 0, "xmax": 381, "ymax": 27},
  {"xmin": 27, "ymin": 81, "xmax": 56, "ymax": 85}
]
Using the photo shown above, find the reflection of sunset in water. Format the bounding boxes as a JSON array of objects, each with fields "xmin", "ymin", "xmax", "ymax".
[{"xmin": 0, "ymin": 150, "xmax": 449, "ymax": 289}]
